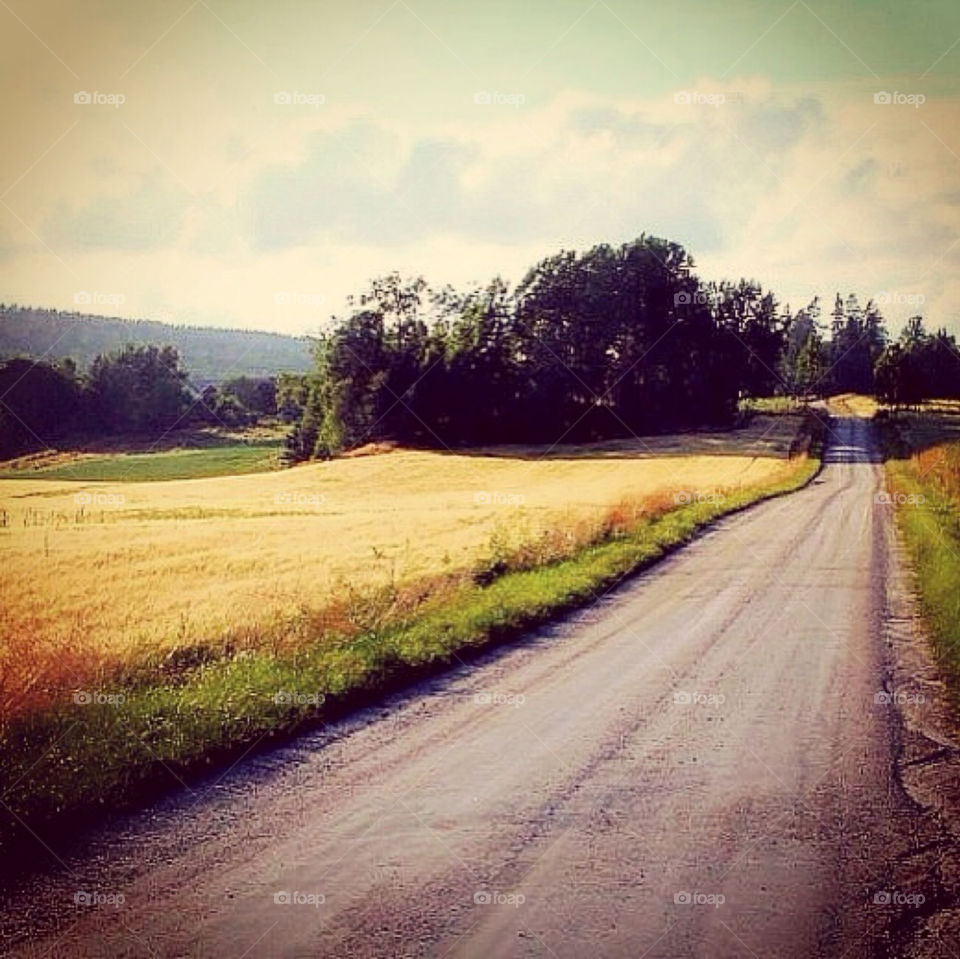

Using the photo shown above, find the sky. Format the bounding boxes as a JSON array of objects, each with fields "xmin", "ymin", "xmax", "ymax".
[{"xmin": 1, "ymin": 0, "xmax": 959, "ymax": 336}]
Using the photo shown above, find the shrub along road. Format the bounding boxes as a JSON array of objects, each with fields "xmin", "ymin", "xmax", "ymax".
[{"xmin": 2, "ymin": 417, "xmax": 956, "ymax": 957}]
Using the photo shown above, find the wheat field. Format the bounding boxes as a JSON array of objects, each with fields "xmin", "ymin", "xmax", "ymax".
[{"xmin": 0, "ymin": 417, "xmax": 803, "ymax": 715}]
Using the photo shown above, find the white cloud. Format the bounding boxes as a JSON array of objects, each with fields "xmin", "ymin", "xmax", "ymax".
[{"xmin": 2, "ymin": 76, "xmax": 959, "ymax": 336}]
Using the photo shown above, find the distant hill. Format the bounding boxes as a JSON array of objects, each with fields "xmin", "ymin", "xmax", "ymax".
[{"xmin": 0, "ymin": 306, "xmax": 314, "ymax": 382}]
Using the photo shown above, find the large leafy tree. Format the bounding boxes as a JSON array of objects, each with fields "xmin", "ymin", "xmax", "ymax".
[
  {"xmin": 875, "ymin": 318, "xmax": 960, "ymax": 406},
  {"xmin": 0, "ymin": 358, "xmax": 83, "ymax": 458},
  {"xmin": 290, "ymin": 236, "xmax": 749, "ymax": 457},
  {"xmin": 88, "ymin": 344, "xmax": 189, "ymax": 433},
  {"xmin": 709, "ymin": 279, "xmax": 787, "ymax": 397}
]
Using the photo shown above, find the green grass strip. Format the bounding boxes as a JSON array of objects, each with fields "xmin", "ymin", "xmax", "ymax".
[
  {"xmin": 882, "ymin": 453, "xmax": 960, "ymax": 702},
  {"xmin": 0, "ymin": 441, "xmax": 281, "ymax": 483}
]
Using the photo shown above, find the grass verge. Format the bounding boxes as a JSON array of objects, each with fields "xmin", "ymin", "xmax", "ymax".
[
  {"xmin": 877, "ymin": 412, "xmax": 960, "ymax": 704},
  {"xmin": 0, "ymin": 420, "xmax": 824, "ymax": 861}
]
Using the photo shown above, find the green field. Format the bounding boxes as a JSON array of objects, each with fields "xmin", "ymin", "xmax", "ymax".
[{"xmin": 0, "ymin": 439, "xmax": 282, "ymax": 482}]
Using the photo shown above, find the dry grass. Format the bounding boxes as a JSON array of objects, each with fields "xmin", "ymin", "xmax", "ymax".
[
  {"xmin": 828, "ymin": 394, "xmax": 960, "ymax": 420},
  {"xmin": 826, "ymin": 393, "xmax": 880, "ymax": 418},
  {"xmin": 910, "ymin": 443, "xmax": 960, "ymax": 502},
  {"xmin": 0, "ymin": 417, "xmax": 804, "ymax": 718}
]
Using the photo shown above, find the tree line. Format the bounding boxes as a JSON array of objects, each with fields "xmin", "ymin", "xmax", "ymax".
[
  {"xmin": 0, "ymin": 344, "xmax": 282, "ymax": 459},
  {"xmin": 284, "ymin": 236, "xmax": 959, "ymax": 460},
  {"xmin": 2, "ymin": 233, "xmax": 958, "ymax": 462}
]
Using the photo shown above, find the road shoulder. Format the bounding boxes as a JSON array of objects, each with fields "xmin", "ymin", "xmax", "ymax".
[{"xmin": 882, "ymin": 515, "xmax": 960, "ymax": 956}]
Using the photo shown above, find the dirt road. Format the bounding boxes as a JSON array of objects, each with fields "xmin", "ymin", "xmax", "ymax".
[{"xmin": 0, "ymin": 417, "xmax": 937, "ymax": 956}]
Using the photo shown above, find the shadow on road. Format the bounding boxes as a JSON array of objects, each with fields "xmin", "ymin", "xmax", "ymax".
[{"xmin": 822, "ymin": 419, "xmax": 883, "ymax": 464}]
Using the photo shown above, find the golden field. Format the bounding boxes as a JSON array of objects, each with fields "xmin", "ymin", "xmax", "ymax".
[
  {"xmin": 0, "ymin": 416, "xmax": 804, "ymax": 716},
  {"xmin": 825, "ymin": 393, "xmax": 880, "ymax": 418}
]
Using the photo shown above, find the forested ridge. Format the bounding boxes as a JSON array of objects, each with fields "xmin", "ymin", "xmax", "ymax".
[{"xmin": 0, "ymin": 305, "xmax": 312, "ymax": 381}]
